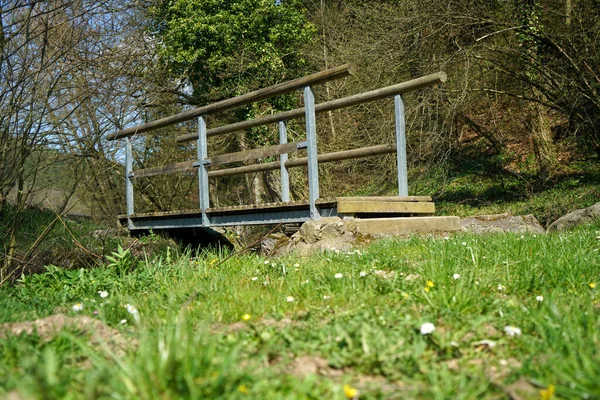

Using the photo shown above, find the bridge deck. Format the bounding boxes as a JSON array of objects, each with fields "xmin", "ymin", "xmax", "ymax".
[{"xmin": 119, "ymin": 196, "xmax": 434, "ymax": 230}]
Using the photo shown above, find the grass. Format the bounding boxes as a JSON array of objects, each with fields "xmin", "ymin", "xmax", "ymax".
[
  {"xmin": 1, "ymin": 224, "xmax": 599, "ymax": 399},
  {"xmin": 409, "ymin": 158, "xmax": 600, "ymax": 227}
]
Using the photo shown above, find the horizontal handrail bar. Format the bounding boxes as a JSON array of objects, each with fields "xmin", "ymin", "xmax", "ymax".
[
  {"xmin": 207, "ymin": 140, "xmax": 306, "ymax": 167},
  {"xmin": 107, "ymin": 64, "xmax": 353, "ymax": 141},
  {"xmin": 176, "ymin": 72, "xmax": 447, "ymax": 143},
  {"xmin": 132, "ymin": 160, "xmax": 195, "ymax": 179},
  {"xmin": 131, "ymin": 141, "xmax": 307, "ymax": 179},
  {"xmin": 209, "ymin": 143, "xmax": 397, "ymax": 178},
  {"xmin": 130, "ymin": 143, "xmax": 397, "ymax": 180}
]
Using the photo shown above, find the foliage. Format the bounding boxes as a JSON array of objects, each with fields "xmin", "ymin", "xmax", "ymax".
[
  {"xmin": 150, "ymin": 0, "xmax": 315, "ymax": 103},
  {"xmin": 1, "ymin": 226, "xmax": 599, "ymax": 398}
]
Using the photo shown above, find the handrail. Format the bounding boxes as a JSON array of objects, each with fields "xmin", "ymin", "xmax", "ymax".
[
  {"xmin": 117, "ymin": 68, "xmax": 448, "ymax": 226},
  {"xmin": 176, "ymin": 72, "xmax": 447, "ymax": 143},
  {"xmin": 106, "ymin": 64, "xmax": 353, "ymax": 141},
  {"xmin": 129, "ymin": 72, "xmax": 447, "ymax": 180},
  {"xmin": 130, "ymin": 142, "xmax": 396, "ymax": 180}
]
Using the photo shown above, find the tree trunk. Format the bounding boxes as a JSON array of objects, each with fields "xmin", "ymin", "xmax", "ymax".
[{"xmin": 530, "ymin": 91, "xmax": 559, "ymax": 182}]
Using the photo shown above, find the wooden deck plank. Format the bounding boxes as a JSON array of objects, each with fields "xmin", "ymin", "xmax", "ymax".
[
  {"xmin": 337, "ymin": 200, "xmax": 435, "ymax": 214},
  {"xmin": 119, "ymin": 198, "xmax": 337, "ymax": 220},
  {"xmin": 119, "ymin": 196, "xmax": 435, "ymax": 221},
  {"xmin": 336, "ymin": 196, "xmax": 432, "ymax": 202}
]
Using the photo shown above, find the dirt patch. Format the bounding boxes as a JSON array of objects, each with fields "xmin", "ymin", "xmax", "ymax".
[
  {"xmin": 286, "ymin": 355, "xmax": 331, "ymax": 376},
  {"xmin": 275, "ymin": 354, "xmax": 417, "ymax": 397},
  {"xmin": 374, "ymin": 270, "xmax": 396, "ymax": 279},
  {"xmin": 0, "ymin": 314, "xmax": 132, "ymax": 355},
  {"xmin": 215, "ymin": 316, "xmax": 297, "ymax": 334}
]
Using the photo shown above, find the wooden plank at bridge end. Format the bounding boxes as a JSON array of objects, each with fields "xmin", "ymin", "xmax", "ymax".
[
  {"xmin": 336, "ymin": 196, "xmax": 432, "ymax": 202},
  {"xmin": 337, "ymin": 200, "xmax": 435, "ymax": 214}
]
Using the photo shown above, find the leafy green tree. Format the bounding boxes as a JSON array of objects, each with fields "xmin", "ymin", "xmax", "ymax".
[
  {"xmin": 150, "ymin": 0, "xmax": 315, "ymax": 104},
  {"xmin": 147, "ymin": 0, "xmax": 315, "ymax": 205}
]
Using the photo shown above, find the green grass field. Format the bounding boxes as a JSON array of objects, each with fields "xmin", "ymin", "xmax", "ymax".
[{"xmin": 1, "ymin": 224, "xmax": 599, "ymax": 399}]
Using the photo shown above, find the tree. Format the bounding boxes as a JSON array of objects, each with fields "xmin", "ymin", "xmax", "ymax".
[
  {"xmin": 146, "ymin": 0, "xmax": 316, "ymax": 205},
  {"xmin": 0, "ymin": 1, "xmax": 154, "ymax": 282}
]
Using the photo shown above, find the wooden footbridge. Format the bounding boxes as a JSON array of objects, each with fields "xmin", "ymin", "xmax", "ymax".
[{"xmin": 107, "ymin": 65, "xmax": 448, "ymax": 232}]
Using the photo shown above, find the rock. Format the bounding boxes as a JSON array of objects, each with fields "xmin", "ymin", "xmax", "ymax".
[
  {"xmin": 547, "ymin": 202, "xmax": 600, "ymax": 232},
  {"xmin": 273, "ymin": 217, "xmax": 360, "ymax": 256},
  {"xmin": 261, "ymin": 233, "xmax": 289, "ymax": 255},
  {"xmin": 299, "ymin": 217, "xmax": 350, "ymax": 244},
  {"xmin": 460, "ymin": 213, "xmax": 545, "ymax": 234}
]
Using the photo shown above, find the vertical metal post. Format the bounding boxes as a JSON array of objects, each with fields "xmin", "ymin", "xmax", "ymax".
[
  {"xmin": 279, "ymin": 121, "xmax": 290, "ymax": 202},
  {"xmin": 197, "ymin": 116, "xmax": 210, "ymax": 226},
  {"xmin": 395, "ymin": 95, "xmax": 408, "ymax": 196},
  {"xmin": 304, "ymin": 86, "xmax": 320, "ymax": 219},
  {"xmin": 125, "ymin": 137, "xmax": 134, "ymax": 216}
]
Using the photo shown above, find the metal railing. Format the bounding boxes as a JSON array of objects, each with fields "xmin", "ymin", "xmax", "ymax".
[{"xmin": 107, "ymin": 65, "xmax": 446, "ymax": 227}]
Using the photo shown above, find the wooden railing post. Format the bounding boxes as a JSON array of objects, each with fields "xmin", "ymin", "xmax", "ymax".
[
  {"xmin": 125, "ymin": 137, "xmax": 134, "ymax": 216},
  {"xmin": 395, "ymin": 95, "xmax": 408, "ymax": 196},
  {"xmin": 197, "ymin": 116, "xmax": 210, "ymax": 226},
  {"xmin": 304, "ymin": 86, "xmax": 320, "ymax": 219},
  {"xmin": 279, "ymin": 121, "xmax": 290, "ymax": 202}
]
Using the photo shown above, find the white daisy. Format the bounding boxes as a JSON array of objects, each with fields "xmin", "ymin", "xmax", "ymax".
[
  {"xmin": 72, "ymin": 303, "xmax": 83, "ymax": 311},
  {"xmin": 124, "ymin": 304, "xmax": 140, "ymax": 321},
  {"xmin": 504, "ymin": 326, "xmax": 522, "ymax": 336},
  {"xmin": 334, "ymin": 273, "xmax": 343, "ymax": 279},
  {"xmin": 420, "ymin": 322, "xmax": 435, "ymax": 335}
]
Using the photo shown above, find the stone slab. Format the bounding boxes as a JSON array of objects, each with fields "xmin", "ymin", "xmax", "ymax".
[{"xmin": 354, "ymin": 216, "xmax": 461, "ymax": 236}]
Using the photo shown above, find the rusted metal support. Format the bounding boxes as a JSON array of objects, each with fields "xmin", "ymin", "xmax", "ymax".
[{"xmin": 107, "ymin": 64, "xmax": 353, "ymax": 141}]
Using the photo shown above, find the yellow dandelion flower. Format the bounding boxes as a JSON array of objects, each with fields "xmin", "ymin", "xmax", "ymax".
[
  {"xmin": 590, "ymin": 282, "xmax": 596, "ymax": 289},
  {"xmin": 424, "ymin": 287, "xmax": 430, "ymax": 292},
  {"xmin": 242, "ymin": 314, "xmax": 251, "ymax": 321},
  {"xmin": 540, "ymin": 384, "xmax": 555, "ymax": 400},
  {"xmin": 343, "ymin": 384, "xmax": 358, "ymax": 399},
  {"xmin": 427, "ymin": 280, "xmax": 434, "ymax": 288},
  {"xmin": 238, "ymin": 384, "xmax": 249, "ymax": 394}
]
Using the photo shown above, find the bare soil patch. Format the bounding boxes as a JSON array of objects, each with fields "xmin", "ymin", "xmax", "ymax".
[{"xmin": 0, "ymin": 314, "xmax": 131, "ymax": 355}]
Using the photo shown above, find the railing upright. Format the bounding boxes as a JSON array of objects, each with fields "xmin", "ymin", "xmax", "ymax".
[
  {"xmin": 197, "ymin": 116, "xmax": 210, "ymax": 226},
  {"xmin": 394, "ymin": 95, "xmax": 408, "ymax": 196},
  {"xmin": 278, "ymin": 121, "xmax": 290, "ymax": 202},
  {"xmin": 304, "ymin": 86, "xmax": 320, "ymax": 219},
  {"xmin": 125, "ymin": 137, "xmax": 134, "ymax": 216}
]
